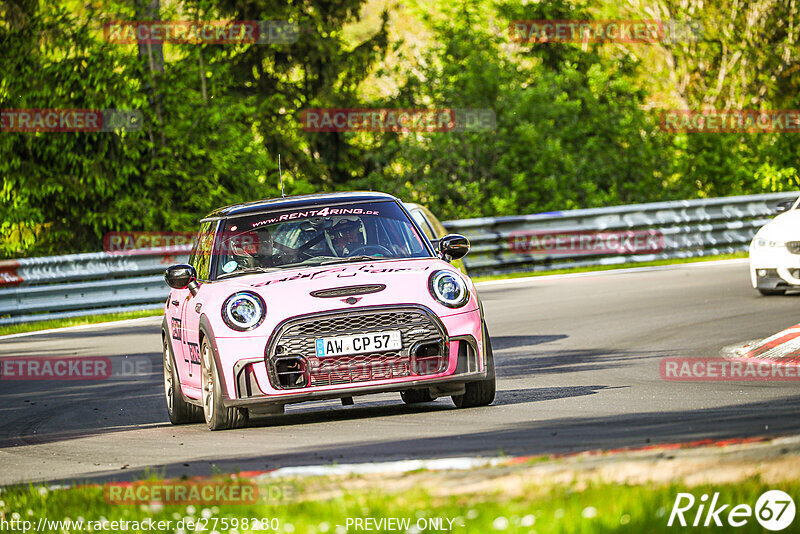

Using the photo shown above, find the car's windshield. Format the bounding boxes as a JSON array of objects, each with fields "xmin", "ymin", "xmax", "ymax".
[{"xmin": 212, "ymin": 200, "xmax": 431, "ymax": 278}]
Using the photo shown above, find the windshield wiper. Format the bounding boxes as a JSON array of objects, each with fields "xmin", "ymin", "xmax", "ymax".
[
  {"xmin": 280, "ymin": 255, "xmax": 382, "ymax": 268},
  {"xmin": 217, "ymin": 266, "xmax": 279, "ymax": 278},
  {"xmin": 274, "ymin": 256, "xmax": 340, "ymax": 268},
  {"xmin": 317, "ymin": 255, "xmax": 384, "ymax": 265}
]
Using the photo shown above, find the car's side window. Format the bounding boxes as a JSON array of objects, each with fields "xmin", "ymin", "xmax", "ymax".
[
  {"xmin": 191, "ymin": 221, "xmax": 215, "ymax": 280},
  {"xmin": 187, "ymin": 240, "xmax": 198, "ymax": 269},
  {"xmin": 410, "ymin": 209, "xmax": 436, "ymax": 240},
  {"xmin": 381, "ymin": 217, "xmax": 425, "ymax": 255}
]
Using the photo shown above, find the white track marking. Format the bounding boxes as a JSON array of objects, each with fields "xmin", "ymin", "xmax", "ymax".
[
  {"xmin": 256, "ymin": 457, "xmax": 507, "ymax": 478},
  {"xmin": 0, "ymin": 315, "xmax": 162, "ymax": 341},
  {"xmin": 476, "ymin": 259, "xmax": 748, "ymax": 287}
]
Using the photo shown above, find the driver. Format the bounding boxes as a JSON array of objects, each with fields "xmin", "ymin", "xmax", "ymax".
[
  {"xmin": 328, "ymin": 218, "xmax": 365, "ymax": 256},
  {"xmin": 229, "ymin": 229, "xmax": 277, "ymax": 269},
  {"xmin": 250, "ymin": 229, "xmax": 277, "ymax": 266}
]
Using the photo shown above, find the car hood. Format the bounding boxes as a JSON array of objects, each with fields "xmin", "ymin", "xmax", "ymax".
[
  {"xmin": 755, "ymin": 210, "xmax": 800, "ymax": 242},
  {"xmin": 205, "ymin": 257, "xmax": 477, "ymax": 332}
]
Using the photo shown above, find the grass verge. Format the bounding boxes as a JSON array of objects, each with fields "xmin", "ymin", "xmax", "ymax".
[
  {"xmin": 0, "ymin": 309, "xmax": 163, "ymax": 337},
  {"xmin": 472, "ymin": 252, "xmax": 748, "ymax": 283},
  {"xmin": 0, "ymin": 474, "xmax": 791, "ymax": 533}
]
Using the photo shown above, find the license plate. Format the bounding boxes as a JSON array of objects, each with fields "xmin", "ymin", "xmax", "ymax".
[{"xmin": 315, "ymin": 330, "xmax": 402, "ymax": 357}]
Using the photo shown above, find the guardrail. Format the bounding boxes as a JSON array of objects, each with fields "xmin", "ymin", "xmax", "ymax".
[
  {"xmin": 442, "ymin": 192, "xmax": 798, "ymax": 277},
  {"xmin": 0, "ymin": 192, "xmax": 796, "ymax": 325},
  {"xmin": 0, "ymin": 247, "xmax": 191, "ymax": 326}
]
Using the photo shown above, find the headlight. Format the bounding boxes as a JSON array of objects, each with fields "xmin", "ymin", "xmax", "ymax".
[
  {"xmin": 428, "ymin": 270, "xmax": 469, "ymax": 308},
  {"xmin": 754, "ymin": 238, "xmax": 783, "ymax": 248},
  {"xmin": 222, "ymin": 292, "xmax": 266, "ymax": 331}
]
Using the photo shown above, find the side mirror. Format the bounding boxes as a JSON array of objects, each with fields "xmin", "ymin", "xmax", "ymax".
[
  {"xmin": 438, "ymin": 234, "xmax": 470, "ymax": 261},
  {"xmin": 165, "ymin": 264, "xmax": 200, "ymax": 296},
  {"xmin": 776, "ymin": 200, "xmax": 795, "ymax": 214}
]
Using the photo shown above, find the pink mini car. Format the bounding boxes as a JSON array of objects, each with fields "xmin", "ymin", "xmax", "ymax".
[{"xmin": 162, "ymin": 192, "xmax": 495, "ymax": 430}]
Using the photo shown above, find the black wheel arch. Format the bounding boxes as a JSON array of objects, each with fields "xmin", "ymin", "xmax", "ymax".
[
  {"xmin": 161, "ymin": 317, "xmax": 184, "ymax": 382},
  {"xmin": 474, "ymin": 291, "xmax": 494, "ymax": 379},
  {"xmin": 198, "ymin": 314, "xmax": 233, "ymax": 402}
]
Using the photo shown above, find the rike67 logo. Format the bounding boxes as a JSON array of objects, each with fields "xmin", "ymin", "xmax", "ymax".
[{"xmin": 668, "ymin": 490, "xmax": 796, "ymax": 530}]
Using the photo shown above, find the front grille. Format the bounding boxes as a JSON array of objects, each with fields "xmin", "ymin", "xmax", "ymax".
[
  {"xmin": 265, "ymin": 306, "xmax": 447, "ymax": 389},
  {"xmin": 787, "ymin": 241, "xmax": 800, "ymax": 255}
]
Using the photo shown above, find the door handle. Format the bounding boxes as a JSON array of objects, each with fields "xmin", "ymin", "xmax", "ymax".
[{"xmin": 171, "ymin": 300, "xmax": 180, "ymax": 306}]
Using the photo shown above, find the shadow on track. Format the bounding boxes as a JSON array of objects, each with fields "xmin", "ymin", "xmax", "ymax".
[
  {"xmin": 0, "ymin": 331, "xmax": 651, "ymax": 449},
  {"xmin": 0, "ymin": 352, "xmax": 167, "ymax": 448},
  {"xmin": 45, "ymin": 394, "xmax": 800, "ymax": 486},
  {"xmin": 493, "ymin": 385, "xmax": 622, "ymax": 406},
  {"xmin": 492, "ymin": 335, "xmax": 663, "ymax": 376}
]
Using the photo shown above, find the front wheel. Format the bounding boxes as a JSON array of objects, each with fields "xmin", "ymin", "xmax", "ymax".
[
  {"xmin": 452, "ymin": 323, "xmax": 496, "ymax": 408},
  {"xmin": 201, "ymin": 337, "xmax": 248, "ymax": 431},
  {"xmin": 758, "ymin": 288, "xmax": 786, "ymax": 296},
  {"xmin": 163, "ymin": 334, "xmax": 203, "ymax": 425}
]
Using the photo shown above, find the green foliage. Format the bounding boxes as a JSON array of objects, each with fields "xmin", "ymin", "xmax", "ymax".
[
  {"xmin": 601, "ymin": 0, "xmax": 800, "ymax": 199},
  {"xmin": 1, "ymin": 0, "xmax": 799, "ymax": 257},
  {"xmin": 199, "ymin": 0, "xmax": 390, "ymax": 190},
  {"xmin": 0, "ymin": 0, "xmax": 283, "ymax": 258},
  {"xmin": 1, "ymin": 473, "xmax": 797, "ymax": 534},
  {"xmin": 356, "ymin": 0, "xmax": 682, "ymax": 219}
]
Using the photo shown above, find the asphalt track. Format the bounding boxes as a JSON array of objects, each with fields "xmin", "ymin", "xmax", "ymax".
[{"xmin": 2, "ymin": 259, "xmax": 799, "ymax": 486}]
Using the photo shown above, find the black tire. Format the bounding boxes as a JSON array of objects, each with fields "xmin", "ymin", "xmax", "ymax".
[
  {"xmin": 162, "ymin": 333, "xmax": 203, "ymax": 425},
  {"xmin": 758, "ymin": 288, "xmax": 786, "ymax": 296},
  {"xmin": 201, "ymin": 336, "xmax": 248, "ymax": 431},
  {"xmin": 452, "ymin": 323, "xmax": 496, "ymax": 408},
  {"xmin": 401, "ymin": 388, "xmax": 434, "ymax": 404}
]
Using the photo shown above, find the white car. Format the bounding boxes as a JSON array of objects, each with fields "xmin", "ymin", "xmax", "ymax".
[{"xmin": 749, "ymin": 196, "xmax": 800, "ymax": 295}]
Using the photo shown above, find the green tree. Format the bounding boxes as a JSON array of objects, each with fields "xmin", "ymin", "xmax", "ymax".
[
  {"xmin": 356, "ymin": 0, "xmax": 678, "ymax": 220},
  {"xmin": 202, "ymin": 0, "xmax": 390, "ymax": 192},
  {"xmin": 0, "ymin": 0, "xmax": 283, "ymax": 258}
]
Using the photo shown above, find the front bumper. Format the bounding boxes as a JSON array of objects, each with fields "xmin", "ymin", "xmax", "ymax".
[
  {"xmin": 750, "ymin": 244, "xmax": 800, "ymax": 288},
  {"xmin": 214, "ymin": 305, "xmax": 486, "ymax": 408},
  {"xmin": 223, "ymin": 346, "xmax": 486, "ymax": 408},
  {"xmin": 751, "ymin": 268, "xmax": 800, "ymax": 290}
]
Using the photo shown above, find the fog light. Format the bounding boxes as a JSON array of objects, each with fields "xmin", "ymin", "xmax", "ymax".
[
  {"xmin": 758, "ymin": 269, "xmax": 767, "ymax": 277},
  {"xmin": 275, "ymin": 356, "xmax": 306, "ymax": 388}
]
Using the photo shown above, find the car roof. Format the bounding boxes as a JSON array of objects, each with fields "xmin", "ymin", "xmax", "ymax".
[{"xmin": 202, "ymin": 191, "xmax": 399, "ymax": 220}]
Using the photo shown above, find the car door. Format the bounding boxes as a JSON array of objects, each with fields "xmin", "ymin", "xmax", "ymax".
[
  {"xmin": 179, "ymin": 221, "xmax": 216, "ymax": 388},
  {"xmin": 166, "ymin": 286, "xmax": 191, "ymax": 373}
]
